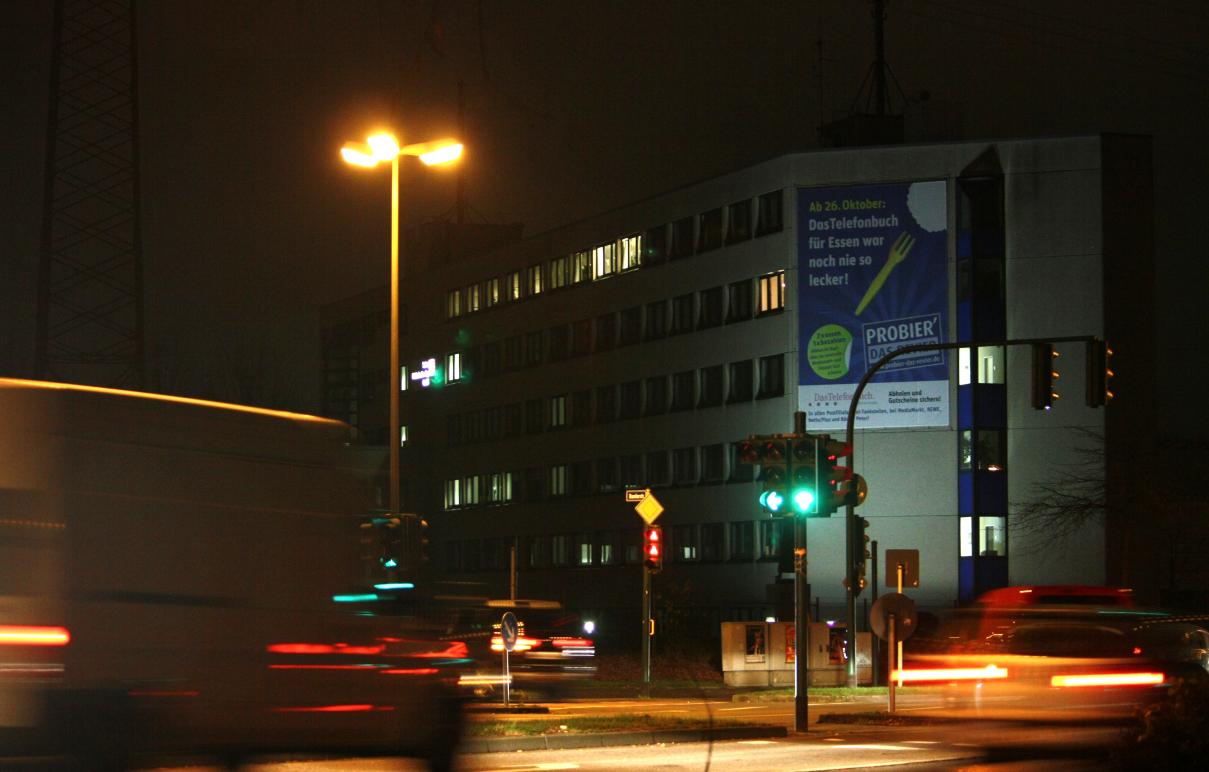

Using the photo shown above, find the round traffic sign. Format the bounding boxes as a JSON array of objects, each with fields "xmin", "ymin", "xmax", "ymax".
[
  {"xmin": 870, "ymin": 592, "xmax": 918, "ymax": 642},
  {"xmin": 501, "ymin": 612, "xmax": 519, "ymax": 652}
]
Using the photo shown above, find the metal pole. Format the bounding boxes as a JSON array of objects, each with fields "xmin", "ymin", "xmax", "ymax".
[
  {"xmin": 642, "ymin": 564, "xmax": 651, "ymax": 699},
  {"xmin": 389, "ymin": 155, "xmax": 400, "ymax": 518},
  {"xmin": 846, "ymin": 500, "xmax": 857, "ymax": 688},
  {"xmin": 510, "ymin": 544, "xmax": 517, "ymax": 600},
  {"xmin": 871, "ymin": 540, "xmax": 878, "ymax": 686},
  {"xmin": 888, "ymin": 613, "xmax": 896, "ymax": 712},
  {"xmin": 503, "ymin": 649, "xmax": 510, "ymax": 706},
  {"xmin": 897, "ymin": 564, "xmax": 904, "ymax": 687},
  {"xmin": 794, "ymin": 517, "xmax": 809, "ymax": 732}
]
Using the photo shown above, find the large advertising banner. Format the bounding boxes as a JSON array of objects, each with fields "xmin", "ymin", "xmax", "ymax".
[{"xmin": 798, "ymin": 181, "xmax": 949, "ymax": 430}]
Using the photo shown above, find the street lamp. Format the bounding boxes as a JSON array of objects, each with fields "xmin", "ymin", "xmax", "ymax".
[{"xmin": 341, "ymin": 132, "xmax": 462, "ymax": 522}]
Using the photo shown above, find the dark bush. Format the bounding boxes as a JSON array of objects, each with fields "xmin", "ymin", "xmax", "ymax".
[{"xmin": 1111, "ymin": 680, "xmax": 1209, "ymax": 771}]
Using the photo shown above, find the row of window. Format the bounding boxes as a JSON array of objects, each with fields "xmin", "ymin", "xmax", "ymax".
[
  {"xmin": 445, "ymin": 354, "xmax": 785, "ymax": 446},
  {"xmin": 437, "ymin": 274, "xmax": 786, "ymax": 388},
  {"xmin": 442, "ymin": 441, "xmax": 759, "ymax": 510},
  {"xmin": 445, "ymin": 519, "xmax": 786, "ymax": 573},
  {"xmin": 446, "ymin": 190, "xmax": 784, "ymax": 319}
]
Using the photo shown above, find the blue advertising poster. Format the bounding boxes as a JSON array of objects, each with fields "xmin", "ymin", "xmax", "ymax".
[{"xmin": 797, "ymin": 181, "xmax": 949, "ymax": 430}]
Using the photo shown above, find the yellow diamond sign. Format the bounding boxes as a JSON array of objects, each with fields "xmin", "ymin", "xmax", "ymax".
[{"xmin": 634, "ymin": 493, "xmax": 664, "ymax": 525}]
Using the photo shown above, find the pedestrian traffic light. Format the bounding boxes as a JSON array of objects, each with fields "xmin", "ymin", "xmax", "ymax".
[
  {"xmin": 754, "ymin": 438, "xmax": 791, "ymax": 515},
  {"xmin": 643, "ymin": 526, "xmax": 663, "ymax": 573},
  {"xmin": 789, "ymin": 436, "xmax": 818, "ymax": 515},
  {"xmin": 1031, "ymin": 343, "xmax": 1059, "ymax": 410},
  {"xmin": 1086, "ymin": 339, "xmax": 1113, "ymax": 408}
]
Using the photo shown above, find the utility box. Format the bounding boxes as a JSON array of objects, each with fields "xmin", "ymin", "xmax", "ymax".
[{"xmin": 720, "ymin": 622, "xmax": 872, "ymax": 686}]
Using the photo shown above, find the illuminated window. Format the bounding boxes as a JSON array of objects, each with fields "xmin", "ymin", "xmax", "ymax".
[
  {"xmin": 446, "ymin": 289, "xmax": 462, "ymax": 319},
  {"xmin": 463, "ymin": 476, "xmax": 481, "ymax": 506},
  {"xmin": 550, "ymin": 465, "xmax": 567, "ymax": 497},
  {"xmin": 465, "ymin": 284, "xmax": 481, "ymax": 314},
  {"xmin": 758, "ymin": 272, "xmax": 785, "ymax": 315},
  {"xmin": 444, "ymin": 478, "xmax": 462, "ymax": 510},
  {"xmin": 487, "ymin": 473, "xmax": 505, "ymax": 504},
  {"xmin": 619, "ymin": 234, "xmax": 642, "ymax": 271},
  {"xmin": 502, "ymin": 471, "xmax": 517, "ymax": 503},
  {"xmin": 674, "ymin": 525, "xmax": 698, "ymax": 560},
  {"xmin": 446, "ymin": 352, "xmax": 462, "ymax": 383},
  {"xmin": 598, "ymin": 530, "xmax": 617, "ymax": 563},
  {"xmin": 484, "ymin": 277, "xmax": 500, "ymax": 308},
  {"xmin": 400, "ymin": 425, "xmax": 408, "ymax": 446},
  {"xmin": 526, "ymin": 264, "xmax": 544, "ymax": 295},
  {"xmin": 978, "ymin": 346, "xmax": 1005, "ymax": 384},
  {"xmin": 551, "ymin": 534, "xmax": 569, "ymax": 565},
  {"xmin": 959, "ymin": 347, "xmax": 972, "ymax": 385},
  {"xmin": 593, "ymin": 243, "xmax": 616, "ymax": 279},
  {"xmin": 550, "ymin": 256, "xmax": 570, "ymax": 289},
  {"xmin": 549, "ymin": 395, "xmax": 567, "ymax": 428},
  {"xmin": 504, "ymin": 271, "xmax": 522, "ymax": 302},
  {"xmin": 576, "ymin": 534, "xmax": 594, "ymax": 565},
  {"xmin": 572, "ymin": 251, "xmax": 591, "ymax": 283},
  {"xmin": 960, "ymin": 516, "xmax": 1007, "ymax": 557}
]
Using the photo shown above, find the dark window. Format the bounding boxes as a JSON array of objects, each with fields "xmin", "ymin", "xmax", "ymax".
[
  {"xmin": 672, "ymin": 447, "xmax": 697, "ymax": 485},
  {"xmin": 551, "ymin": 535, "xmax": 570, "ymax": 566},
  {"xmin": 758, "ymin": 354, "xmax": 785, "ymax": 399},
  {"xmin": 619, "ymin": 454, "xmax": 642, "ymax": 488},
  {"xmin": 360, "ymin": 371, "xmax": 376, "ymax": 402},
  {"xmin": 729, "ymin": 442, "xmax": 755, "ymax": 482},
  {"xmin": 445, "ymin": 541, "xmax": 463, "ymax": 573},
  {"xmin": 697, "ymin": 208, "xmax": 723, "ymax": 252},
  {"xmin": 526, "ymin": 535, "xmax": 548, "ymax": 567},
  {"xmin": 726, "ymin": 199, "xmax": 752, "ymax": 243},
  {"xmin": 699, "ymin": 365, "xmax": 724, "ymax": 407},
  {"xmin": 699, "ymin": 286, "xmax": 724, "ymax": 329},
  {"xmin": 483, "ymin": 341, "xmax": 502, "ymax": 377},
  {"xmin": 619, "ymin": 306, "xmax": 642, "ymax": 346},
  {"xmin": 525, "ymin": 331, "xmax": 544, "ymax": 366},
  {"xmin": 524, "ymin": 467, "xmax": 544, "ymax": 501},
  {"xmin": 758, "ymin": 521, "xmax": 780, "ymax": 561},
  {"xmin": 503, "ymin": 336, "xmax": 523, "ymax": 371},
  {"xmin": 464, "ymin": 410, "xmax": 483, "ymax": 443},
  {"xmin": 957, "ymin": 260, "xmax": 1005, "ymax": 302},
  {"xmin": 503, "ymin": 403, "xmax": 522, "ymax": 438},
  {"xmin": 671, "ymin": 216, "xmax": 695, "ymax": 259},
  {"xmin": 727, "ymin": 360, "xmax": 754, "ymax": 402},
  {"xmin": 595, "ymin": 313, "xmax": 616, "ymax": 351},
  {"xmin": 484, "ymin": 538, "xmax": 505, "ymax": 571},
  {"xmin": 446, "ymin": 413, "xmax": 463, "ymax": 447},
  {"xmin": 623, "ymin": 528, "xmax": 643, "ymax": 564},
  {"xmin": 596, "ymin": 385, "xmax": 616, "ymax": 423},
  {"xmin": 756, "ymin": 189, "xmax": 783, "ymax": 235},
  {"xmin": 726, "ymin": 280, "xmax": 752, "ymax": 323},
  {"xmin": 729, "ymin": 522, "xmax": 755, "ymax": 561},
  {"xmin": 643, "ymin": 225, "xmax": 667, "ymax": 266},
  {"xmin": 549, "ymin": 325, "xmax": 570, "ymax": 361},
  {"xmin": 670, "ymin": 294, "xmax": 694, "ymax": 335},
  {"xmin": 598, "ymin": 530, "xmax": 618, "ymax": 564},
  {"xmin": 673, "ymin": 525, "xmax": 698, "ymax": 561},
  {"xmin": 462, "ymin": 346, "xmax": 481, "ymax": 381},
  {"xmin": 646, "ymin": 451, "xmax": 669, "ymax": 487},
  {"xmin": 619, "ymin": 381, "xmax": 641, "ymax": 420},
  {"xmin": 670, "ymin": 370, "xmax": 695, "ymax": 412},
  {"xmin": 645, "ymin": 300, "xmax": 667, "ymax": 341},
  {"xmin": 484, "ymin": 406, "xmax": 502, "ymax": 441},
  {"xmin": 644, "ymin": 376, "xmax": 668, "ymax": 415},
  {"xmin": 701, "ymin": 444, "xmax": 725, "ymax": 483},
  {"xmin": 701, "ymin": 523, "xmax": 725, "ymax": 561},
  {"xmin": 596, "ymin": 458, "xmax": 617, "ymax": 493},
  {"xmin": 571, "ymin": 461, "xmax": 593, "ymax": 497},
  {"xmin": 571, "ymin": 319, "xmax": 592, "ymax": 357},
  {"xmin": 524, "ymin": 398, "xmax": 544, "ymax": 434},
  {"xmin": 571, "ymin": 390, "xmax": 592, "ymax": 427}
]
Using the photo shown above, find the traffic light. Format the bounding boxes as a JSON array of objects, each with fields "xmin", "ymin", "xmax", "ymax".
[
  {"xmin": 753, "ymin": 438, "xmax": 790, "ymax": 515},
  {"xmin": 1031, "ymin": 344, "xmax": 1059, "ymax": 410},
  {"xmin": 643, "ymin": 526, "xmax": 663, "ymax": 573},
  {"xmin": 815, "ymin": 438, "xmax": 856, "ymax": 517},
  {"xmin": 852, "ymin": 517, "xmax": 871, "ymax": 596},
  {"xmin": 402, "ymin": 514, "xmax": 429, "ymax": 571},
  {"xmin": 1086, "ymin": 339, "xmax": 1113, "ymax": 408},
  {"xmin": 788, "ymin": 436, "xmax": 818, "ymax": 515}
]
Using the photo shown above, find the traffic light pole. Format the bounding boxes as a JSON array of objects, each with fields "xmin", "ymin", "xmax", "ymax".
[
  {"xmin": 641, "ymin": 564, "xmax": 651, "ymax": 699},
  {"xmin": 794, "ymin": 411, "xmax": 812, "ymax": 731},
  {"xmin": 841, "ymin": 335, "xmax": 1103, "ymax": 685}
]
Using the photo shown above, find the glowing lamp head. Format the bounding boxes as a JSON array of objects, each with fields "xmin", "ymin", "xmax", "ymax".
[
  {"xmin": 341, "ymin": 142, "xmax": 379, "ymax": 167},
  {"xmin": 419, "ymin": 142, "xmax": 463, "ymax": 165},
  {"xmin": 367, "ymin": 133, "xmax": 400, "ymax": 161}
]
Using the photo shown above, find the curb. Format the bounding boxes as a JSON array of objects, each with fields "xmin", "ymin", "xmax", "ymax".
[{"xmin": 459, "ymin": 725, "xmax": 788, "ymax": 754}]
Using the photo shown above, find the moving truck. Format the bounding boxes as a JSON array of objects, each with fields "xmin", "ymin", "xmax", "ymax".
[{"xmin": 0, "ymin": 379, "xmax": 464, "ymax": 770}]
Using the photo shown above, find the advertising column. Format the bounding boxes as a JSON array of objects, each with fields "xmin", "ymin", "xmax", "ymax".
[{"xmin": 797, "ymin": 181, "xmax": 950, "ymax": 430}]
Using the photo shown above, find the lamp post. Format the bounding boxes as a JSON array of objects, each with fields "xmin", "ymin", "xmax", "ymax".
[{"xmin": 341, "ymin": 134, "xmax": 462, "ymax": 521}]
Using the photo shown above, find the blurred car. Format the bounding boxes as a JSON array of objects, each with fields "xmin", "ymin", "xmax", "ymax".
[{"xmin": 450, "ymin": 600, "xmax": 596, "ymax": 696}]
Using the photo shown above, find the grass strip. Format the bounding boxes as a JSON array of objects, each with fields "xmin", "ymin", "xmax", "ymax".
[
  {"xmin": 816, "ymin": 711, "xmax": 958, "ymax": 726},
  {"xmin": 465, "ymin": 713, "xmax": 754, "ymax": 737},
  {"xmin": 753, "ymin": 686, "xmax": 942, "ymax": 697}
]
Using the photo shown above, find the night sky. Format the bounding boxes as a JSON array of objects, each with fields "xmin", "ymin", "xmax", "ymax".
[{"xmin": 1, "ymin": 1, "xmax": 1205, "ymax": 434}]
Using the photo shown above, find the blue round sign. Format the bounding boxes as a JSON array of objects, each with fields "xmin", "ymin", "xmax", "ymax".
[{"xmin": 501, "ymin": 612, "xmax": 519, "ymax": 653}]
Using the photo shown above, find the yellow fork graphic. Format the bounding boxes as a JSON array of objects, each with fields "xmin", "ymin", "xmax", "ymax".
[{"xmin": 855, "ymin": 231, "xmax": 915, "ymax": 316}]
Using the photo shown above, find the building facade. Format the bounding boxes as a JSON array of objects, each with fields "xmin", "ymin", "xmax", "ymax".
[{"xmin": 321, "ymin": 135, "xmax": 1154, "ymax": 645}]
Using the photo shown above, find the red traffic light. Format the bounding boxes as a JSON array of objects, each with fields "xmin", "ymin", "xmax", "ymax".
[{"xmin": 643, "ymin": 526, "xmax": 663, "ymax": 572}]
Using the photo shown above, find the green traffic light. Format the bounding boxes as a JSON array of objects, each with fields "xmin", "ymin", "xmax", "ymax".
[
  {"xmin": 792, "ymin": 489, "xmax": 815, "ymax": 513},
  {"xmin": 760, "ymin": 490, "xmax": 785, "ymax": 512}
]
